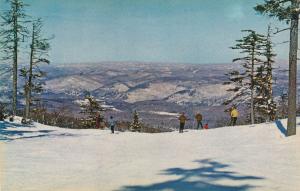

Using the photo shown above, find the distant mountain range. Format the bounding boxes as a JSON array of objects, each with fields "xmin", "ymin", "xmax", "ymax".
[{"xmin": 0, "ymin": 61, "xmax": 294, "ymax": 128}]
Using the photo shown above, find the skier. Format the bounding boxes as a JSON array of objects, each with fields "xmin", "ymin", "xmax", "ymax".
[
  {"xmin": 194, "ymin": 112, "xmax": 203, "ymax": 129},
  {"xmin": 230, "ymin": 106, "xmax": 239, "ymax": 126},
  {"xmin": 178, "ymin": 112, "xmax": 187, "ymax": 133},
  {"xmin": 108, "ymin": 116, "xmax": 116, "ymax": 134},
  {"xmin": 203, "ymin": 123, "xmax": 209, "ymax": 129}
]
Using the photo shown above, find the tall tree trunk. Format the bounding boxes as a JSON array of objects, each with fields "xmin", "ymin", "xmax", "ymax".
[
  {"xmin": 267, "ymin": 26, "xmax": 273, "ymax": 121},
  {"xmin": 287, "ymin": 1, "xmax": 299, "ymax": 136},
  {"xmin": 250, "ymin": 45, "xmax": 255, "ymax": 124},
  {"xmin": 12, "ymin": 7, "xmax": 18, "ymax": 116},
  {"xmin": 25, "ymin": 24, "xmax": 35, "ymax": 120}
]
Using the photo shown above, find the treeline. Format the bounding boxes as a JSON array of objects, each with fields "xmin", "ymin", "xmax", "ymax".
[
  {"xmin": 224, "ymin": 27, "xmax": 276, "ymax": 124},
  {"xmin": 11, "ymin": 92, "xmax": 171, "ymax": 133},
  {"xmin": 223, "ymin": 0, "xmax": 299, "ymax": 136},
  {"xmin": 76, "ymin": 94, "xmax": 171, "ymax": 132},
  {"xmin": 0, "ymin": 0, "xmax": 51, "ymax": 123}
]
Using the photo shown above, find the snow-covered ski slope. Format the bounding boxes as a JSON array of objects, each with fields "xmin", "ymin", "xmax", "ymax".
[{"xmin": 0, "ymin": 117, "xmax": 299, "ymax": 191}]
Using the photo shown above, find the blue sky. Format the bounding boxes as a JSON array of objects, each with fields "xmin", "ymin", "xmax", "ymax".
[{"xmin": 1, "ymin": 0, "xmax": 289, "ymax": 64}]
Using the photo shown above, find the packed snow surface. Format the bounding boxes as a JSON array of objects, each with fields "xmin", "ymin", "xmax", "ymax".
[{"xmin": 0, "ymin": 118, "xmax": 300, "ymax": 191}]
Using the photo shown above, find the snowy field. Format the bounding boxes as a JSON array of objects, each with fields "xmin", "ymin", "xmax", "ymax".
[{"xmin": 0, "ymin": 118, "xmax": 300, "ymax": 191}]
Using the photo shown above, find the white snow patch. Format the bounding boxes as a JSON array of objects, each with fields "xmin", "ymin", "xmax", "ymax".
[
  {"xmin": 45, "ymin": 75, "xmax": 103, "ymax": 93},
  {"xmin": 126, "ymin": 82, "xmax": 186, "ymax": 103},
  {"xmin": 74, "ymin": 99, "xmax": 121, "ymax": 112},
  {"xmin": 168, "ymin": 84, "xmax": 234, "ymax": 105},
  {"xmin": 148, "ymin": 111, "xmax": 180, "ymax": 117},
  {"xmin": 101, "ymin": 104, "xmax": 122, "ymax": 112},
  {"xmin": 112, "ymin": 83, "xmax": 129, "ymax": 93}
]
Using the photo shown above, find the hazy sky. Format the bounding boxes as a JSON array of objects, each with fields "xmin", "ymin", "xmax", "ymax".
[{"xmin": 1, "ymin": 0, "xmax": 289, "ymax": 64}]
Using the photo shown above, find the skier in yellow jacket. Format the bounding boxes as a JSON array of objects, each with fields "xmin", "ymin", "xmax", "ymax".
[{"xmin": 230, "ymin": 106, "xmax": 239, "ymax": 126}]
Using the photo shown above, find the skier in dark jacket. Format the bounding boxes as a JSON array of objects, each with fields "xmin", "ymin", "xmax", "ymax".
[{"xmin": 108, "ymin": 116, "xmax": 116, "ymax": 134}]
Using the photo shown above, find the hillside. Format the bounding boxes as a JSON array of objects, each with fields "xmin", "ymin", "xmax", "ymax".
[
  {"xmin": 0, "ymin": 118, "xmax": 299, "ymax": 191},
  {"xmin": 0, "ymin": 62, "xmax": 294, "ymax": 128}
]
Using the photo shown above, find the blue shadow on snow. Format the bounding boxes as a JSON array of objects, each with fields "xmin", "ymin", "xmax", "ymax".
[
  {"xmin": 275, "ymin": 120, "xmax": 287, "ymax": 137},
  {"xmin": 118, "ymin": 159, "xmax": 264, "ymax": 191},
  {"xmin": 0, "ymin": 121, "xmax": 77, "ymax": 141}
]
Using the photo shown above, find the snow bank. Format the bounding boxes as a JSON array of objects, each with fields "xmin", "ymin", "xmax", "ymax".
[{"xmin": 0, "ymin": 118, "xmax": 299, "ymax": 191}]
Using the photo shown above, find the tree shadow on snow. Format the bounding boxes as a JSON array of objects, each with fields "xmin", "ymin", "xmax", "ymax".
[
  {"xmin": 275, "ymin": 120, "xmax": 287, "ymax": 137},
  {"xmin": 0, "ymin": 121, "xmax": 77, "ymax": 141},
  {"xmin": 118, "ymin": 159, "xmax": 264, "ymax": 191}
]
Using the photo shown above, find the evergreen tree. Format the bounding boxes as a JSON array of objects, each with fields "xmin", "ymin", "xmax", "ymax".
[
  {"xmin": 0, "ymin": 64, "xmax": 11, "ymax": 105},
  {"xmin": 0, "ymin": 0, "xmax": 29, "ymax": 116},
  {"xmin": 224, "ymin": 30, "xmax": 266, "ymax": 124},
  {"xmin": 19, "ymin": 19, "xmax": 51, "ymax": 122},
  {"xmin": 254, "ymin": 26, "xmax": 277, "ymax": 122},
  {"xmin": 255, "ymin": 0, "xmax": 300, "ymax": 136},
  {"xmin": 130, "ymin": 110, "xmax": 142, "ymax": 132},
  {"xmin": 79, "ymin": 94, "xmax": 104, "ymax": 128},
  {"xmin": 0, "ymin": 102, "xmax": 6, "ymax": 121}
]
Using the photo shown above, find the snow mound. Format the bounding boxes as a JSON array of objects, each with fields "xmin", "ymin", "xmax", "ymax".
[{"xmin": 0, "ymin": 118, "xmax": 299, "ymax": 191}]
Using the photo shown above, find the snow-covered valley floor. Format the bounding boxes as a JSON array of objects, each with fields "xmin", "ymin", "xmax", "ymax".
[{"xmin": 0, "ymin": 118, "xmax": 299, "ymax": 191}]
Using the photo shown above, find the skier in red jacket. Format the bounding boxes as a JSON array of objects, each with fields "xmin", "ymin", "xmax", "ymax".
[{"xmin": 203, "ymin": 123, "xmax": 209, "ymax": 129}]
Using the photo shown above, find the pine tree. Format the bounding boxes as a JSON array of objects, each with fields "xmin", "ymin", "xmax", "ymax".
[
  {"xmin": 19, "ymin": 19, "xmax": 51, "ymax": 122},
  {"xmin": 224, "ymin": 30, "xmax": 266, "ymax": 124},
  {"xmin": 254, "ymin": 65, "xmax": 268, "ymax": 122},
  {"xmin": 255, "ymin": 0, "xmax": 300, "ymax": 136},
  {"xmin": 0, "ymin": 102, "xmax": 6, "ymax": 121},
  {"xmin": 0, "ymin": 0, "xmax": 29, "ymax": 117},
  {"xmin": 79, "ymin": 94, "xmax": 104, "ymax": 128},
  {"xmin": 0, "ymin": 64, "xmax": 11, "ymax": 104},
  {"xmin": 254, "ymin": 26, "xmax": 277, "ymax": 122},
  {"xmin": 130, "ymin": 110, "xmax": 142, "ymax": 132}
]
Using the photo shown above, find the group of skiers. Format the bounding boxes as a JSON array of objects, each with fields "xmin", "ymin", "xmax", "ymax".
[
  {"xmin": 178, "ymin": 106, "xmax": 239, "ymax": 133},
  {"xmin": 94, "ymin": 105, "xmax": 239, "ymax": 134},
  {"xmin": 178, "ymin": 112, "xmax": 207, "ymax": 133}
]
